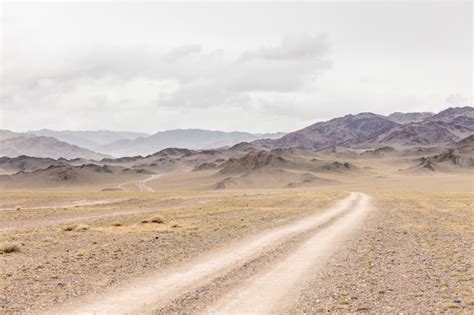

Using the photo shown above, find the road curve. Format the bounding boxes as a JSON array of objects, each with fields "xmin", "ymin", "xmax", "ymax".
[
  {"xmin": 135, "ymin": 174, "xmax": 161, "ymax": 192},
  {"xmin": 51, "ymin": 193, "xmax": 363, "ymax": 315},
  {"xmin": 117, "ymin": 174, "xmax": 161, "ymax": 192}
]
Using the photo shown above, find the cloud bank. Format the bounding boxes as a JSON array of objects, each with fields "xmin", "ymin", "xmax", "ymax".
[{"xmin": 1, "ymin": 2, "xmax": 471, "ymax": 133}]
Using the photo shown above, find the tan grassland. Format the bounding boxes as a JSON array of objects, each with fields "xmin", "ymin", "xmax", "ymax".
[
  {"xmin": 0, "ymin": 189, "xmax": 343, "ymax": 313},
  {"xmin": 0, "ymin": 160, "xmax": 472, "ymax": 313}
]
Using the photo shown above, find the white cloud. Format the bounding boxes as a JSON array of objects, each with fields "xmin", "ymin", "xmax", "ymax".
[
  {"xmin": 2, "ymin": 33, "xmax": 331, "ymax": 115},
  {"xmin": 239, "ymin": 34, "xmax": 329, "ymax": 61},
  {"xmin": 1, "ymin": 2, "xmax": 471, "ymax": 133}
]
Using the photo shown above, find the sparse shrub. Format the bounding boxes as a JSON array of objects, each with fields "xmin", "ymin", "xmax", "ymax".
[
  {"xmin": 149, "ymin": 214, "xmax": 166, "ymax": 224},
  {"xmin": 61, "ymin": 224, "xmax": 89, "ymax": 232},
  {"xmin": 171, "ymin": 224, "xmax": 180, "ymax": 228},
  {"xmin": 142, "ymin": 214, "xmax": 166, "ymax": 224},
  {"xmin": 112, "ymin": 221, "xmax": 122, "ymax": 227},
  {"xmin": 16, "ymin": 207, "xmax": 21, "ymax": 211},
  {"xmin": 74, "ymin": 224, "xmax": 89, "ymax": 231},
  {"xmin": 0, "ymin": 242, "xmax": 20, "ymax": 254},
  {"xmin": 61, "ymin": 224, "xmax": 77, "ymax": 231}
]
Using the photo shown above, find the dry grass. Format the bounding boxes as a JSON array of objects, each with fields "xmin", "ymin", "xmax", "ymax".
[
  {"xmin": 75, "ymin": 224, "xmax": 90, "ymax": 231},
  {"xmin": 61, "ymin": 224, "xmax": 76, "ymax": 231},
  {"xmin": 61, "ymin": 223, "xmax": 89, "ymax": 232},
  {"xmin": 142, "ymin": 214, "xmax": 166, "ymax": 224},
  {"xmin": 149, "ymin": 214, "xmax": 166, "ymax": 224},
  {"xmin": 0, "ymin": 242, "xmax": 20, "ymax": 254},
  {"xmin": 0, "ymin": 189, "xmax": 344, "ymax": 312}
]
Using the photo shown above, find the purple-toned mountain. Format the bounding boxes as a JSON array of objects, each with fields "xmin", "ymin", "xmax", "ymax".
[
  {"xmin": 254, "ymin": 107, "xmax": 473, "ymax": 150},
  {"xmin": 254, "ymin": 113, "xmax": 399, "ymax": 150},
  {"xmin": 386, "ymin": 112, "xmax": 433, "ymax": 124},
  {"xmin": 374, "ymin": 107, "xmax": 474, "ymax": 147},
  {"xmin": 0, "ymin": 130, "xmax": 109, "ymax": 160},
  {"xmin": 428, "ymin": 106, "xmax": 474, "ymax": 122}
]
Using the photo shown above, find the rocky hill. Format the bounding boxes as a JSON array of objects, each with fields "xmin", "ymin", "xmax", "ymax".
[
  {"xmin": 374, "ymin": 107, "xmax": 474, "ymax": 147},
  {"xmin": 219, "ymin": 150, "xmax": 291, "ymax": 175},
  {"xmin": 255, "ymin": 107, "xmax": 473, "ymax": 150},
  {"xmin": 0, "ymin": 156, "xmax": 66, "ymax": 175},
  {"xmin": 255, "ymin": 113, "xmax": 399, "ymax": 150},
  {"xmin": 0, "ymin": 130, "xmax": 109, "ymax": 160},
  {"xmin": 386, "ymin": 112, "xmax": 434, "ymax": 124}
]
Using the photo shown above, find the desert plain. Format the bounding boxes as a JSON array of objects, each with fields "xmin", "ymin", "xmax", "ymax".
[{"xmin": 0, "ymin": 145, "xmax": 472, "ymax": 314}]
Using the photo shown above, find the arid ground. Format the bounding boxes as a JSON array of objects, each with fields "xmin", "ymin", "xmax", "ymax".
[
  {"xmin": 1, "ymin": 174, "xmax": 472, "ymax": 314},
  {"xmin": 1, "ymin": 2, "xmax": 472, "ymax": 312}
]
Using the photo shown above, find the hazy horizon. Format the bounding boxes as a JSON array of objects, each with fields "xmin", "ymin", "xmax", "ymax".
[{"xmin": 4, "ymin": 106, "xmax": 468, "ymax": 135}]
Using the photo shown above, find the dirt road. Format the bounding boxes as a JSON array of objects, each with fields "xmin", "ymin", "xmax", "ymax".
[
  {"xmin": 207, "ymin": 193, "xmax": 371, "ymax": 314},
  {"xmin": 52, "ymin": 192, "xmax": 371, "ymax": 314},
  {"xmin": 117, "ymin": 174, "xmax": 161, "ymax": 192}
]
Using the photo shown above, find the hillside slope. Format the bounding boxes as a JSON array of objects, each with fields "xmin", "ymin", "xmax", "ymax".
[
  {"xmin": 98, "ymin": 129, "xmax": 285, "ymax": 157},
  {"xmin": 0, "ymin": 130, "xmax": 109, "ymax": 160}
]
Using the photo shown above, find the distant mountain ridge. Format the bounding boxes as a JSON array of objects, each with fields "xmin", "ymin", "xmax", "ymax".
[
  {"xmin": 3, "ymin": 107, "xmax": 472, "ymax": 159},
  {"xmin": 29, "ymin": 129, "xmax": 149, "ymax": 150},
  {"xmin": 255, "ymin": 107, "xmax": 474, "ymax": 151},
  {"xmin": 254, "ymin": 112, "xmax": 399, "ymax": 150},
  {"xmin": 97, "ymin": 129, "xmax": 285, "ymax": 157},
  {"xmin": 0, "ymin": 130, "xmax": 109, "ymax": 160},
  {"xmin": 386, "ymin": 112, "xmax": 434, "ymax": 124},
  {"xmin": 373, "ymin": 107, "xmax": 474, "ymax": 147}
]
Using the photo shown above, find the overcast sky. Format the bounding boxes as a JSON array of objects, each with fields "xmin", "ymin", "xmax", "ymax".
[{"xmin": 1, "ymin": 2, "xmax": 472, "ymax": 133}]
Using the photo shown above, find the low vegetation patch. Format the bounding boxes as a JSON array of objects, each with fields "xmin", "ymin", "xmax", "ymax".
[
  {"xmin": 142, "ymin": 214, "xmax": 166, "ymax": 224},
  {"xmin": 0, "ymin": 242, "xmax": 20, "ymax": 254},
  {"xmin": 75, "ymin": 224, "xmax": 90, "ymax": 231},
  {"xmin": 61, "ymin": 224, "xmax": 76, "ymax": 231},
  {"xmin": 61, "ymin": 223, "xmax": 90, "ymax": 232}
]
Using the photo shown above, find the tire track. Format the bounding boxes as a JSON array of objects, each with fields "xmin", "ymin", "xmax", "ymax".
[
  {"xmin": 117, "ymin": 174, "xmax": 160, "ymax": 192},
  {"xmin": 50, "ymin": 193, "xmax": 358, "ymax": 315},
  {"xmin": 207, "ymin": 193, "xmax": 371, "ymax": 314}
]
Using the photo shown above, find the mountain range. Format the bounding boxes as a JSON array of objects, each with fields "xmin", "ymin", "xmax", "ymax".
[
  {"xmin": 96, "ymin": 129, "xmax": 285, "ymax": 157},
  {"xmin": 0, "ymin": 130, "xmax": 109, "ymax": 160},
  {"xmin": 1, "ymin": 107, "xmax": 472, "ymax": 189},
  {"xmin": 255, "ymin": 107, "xmax": 473, "ymax": 151},
  {"xmin": 29, "ymin": 129, "xmax": 149, "ymax": 150},
  {"xmin": 1, "ymin": 107, "xmax": 472, "ymax": 159}
]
